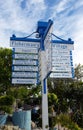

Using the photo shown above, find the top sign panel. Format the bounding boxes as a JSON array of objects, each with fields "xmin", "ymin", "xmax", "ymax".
[
  {"xmin": 52, "ymin": 43, "xmax": 74, "ymax": 50},
  {"xmin": 10, "ymin": 40, "xmax": 40, "ymax": 48}
]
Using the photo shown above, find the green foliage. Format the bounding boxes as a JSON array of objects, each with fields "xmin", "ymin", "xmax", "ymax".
[
  {"xmin": 49, "ymin": 116, "xmax": 57, "ymax": 129},
  {"xmin": 13, "ymin": 87, "xmax": 29, "ymax": 99},
  {"xmin": 0, "ymin": 106, "xmax": 13, "ymax": 114},
  {"xmin": 6, "ymin": 86, "xmax": 30, "ymax": 99},
  {"xmin": 56, "ymin": 113, "xmax": 81, "ymax": 130},
  {"xmin": 28, "ymin": 85, "xmax": 41, "ymax": 97},
  {"xmin": 47, "ymin": 77, "xmax": 83, "ymax": 128},
  {"xmin": 48, "ymin": 92, "xmax": 58, "ymax": 106},
  {"xmin": 72, "ymin": 110, "xmax": 83, "ymax": 128},
  {"xmin": 0, "ymin": 47, "xmax": 83, "ymax": 128},
  {"xmin": 48, "ymin": 78, "xmax": 83, "ymax": 113},
  {"xmin": 0, "ymin": 95, "xmax": 15, "ymax": 114},
  {"xmin": 0, "ymin": 95, "xmax": 15, "ymax": 106},
  {"xmin": 75, "ymin": 64, "xmax": 83, "ymax": 80},
  {"xmin": 59, "ymin": 99, "xmax": 69, "ymax": 113},
  {"xmin": 0, "ymin": 47, "xmax": 12, "ymax": 92}
]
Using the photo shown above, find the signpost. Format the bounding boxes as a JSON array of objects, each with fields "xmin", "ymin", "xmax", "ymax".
[
  {"xmin": 10, "ymin": 19, "xmax": 74, "ymax": 130},
  {"xmin": 37, "ymin": 20, "xmax": 53, "ymax": 130}
]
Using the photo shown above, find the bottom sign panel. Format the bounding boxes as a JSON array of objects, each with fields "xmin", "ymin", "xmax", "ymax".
[
  {"xmin": 12, "ymin": 78, "xmax": 38, "ymax": 84},
  {"xmin": 52, "ymin": 67, "xmax": 71, "ymax": 72},
  {"xmin": 50, "ymin": 72, "xmax": 72, "ymax": 78},
  {"xmin": 12, "ymin": 72, "xmax": 38, "ymax": 78}
]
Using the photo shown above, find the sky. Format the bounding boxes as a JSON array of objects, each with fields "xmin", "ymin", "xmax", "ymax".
[{"xmin": 0, "ymin": 0, "xmax": 83, "ymax": 65}]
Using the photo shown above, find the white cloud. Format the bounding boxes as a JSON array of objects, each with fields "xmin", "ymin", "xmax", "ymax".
[
  {"xmin": 56, "ymin": 0, "xmax": 69, "ymax": 13},
  {"xmin": 50, "ymin": 0, "xmax": 83, "ymax": 65},
  {"xmin": 0, "ymin": 0, "xmax": 83, "ymax": 65}
]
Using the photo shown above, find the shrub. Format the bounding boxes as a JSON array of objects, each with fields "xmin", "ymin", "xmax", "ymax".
[
  {"xmin": 56, "ymin": 113, "xmax": 81, "ymax": 130},
  {"xmin": 72, "ymin": 110, "xmax": 83, "ymax": 128},
  {"xmin": 0, "ymin": 95, "xmax": 15, "ymax": 106},
  {"xmin": 0, "ymin": 95, "xmax": 15, "ymax": 114},
  {"xmin": 0, "ymin": 106, "xmax": 13, "ymax": 114}
]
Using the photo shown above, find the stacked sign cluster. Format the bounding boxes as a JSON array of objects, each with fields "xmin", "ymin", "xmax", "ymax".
[
  {"xmin": 10, "ymin": 39, "xmax": 40, "ymax": 84},
  {"xmin": 50, "ymin": 41, "xmax": 74, "ymax": 78}
]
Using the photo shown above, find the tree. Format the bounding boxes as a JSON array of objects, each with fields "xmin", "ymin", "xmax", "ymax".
[
  {"xmin": 0, "ymin": 48, "xmax": 12, "ymax": 92},
  {"xmin": 55, "ymin": 113, "xmax": 81, "ymax": 130},
  {"xmin": 74, "ymin": 64, "xmax": 83, "ymax": 81},
  {"xmin": 47, "ymin": 65, "xmax": 83, "ymax": 128}
]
